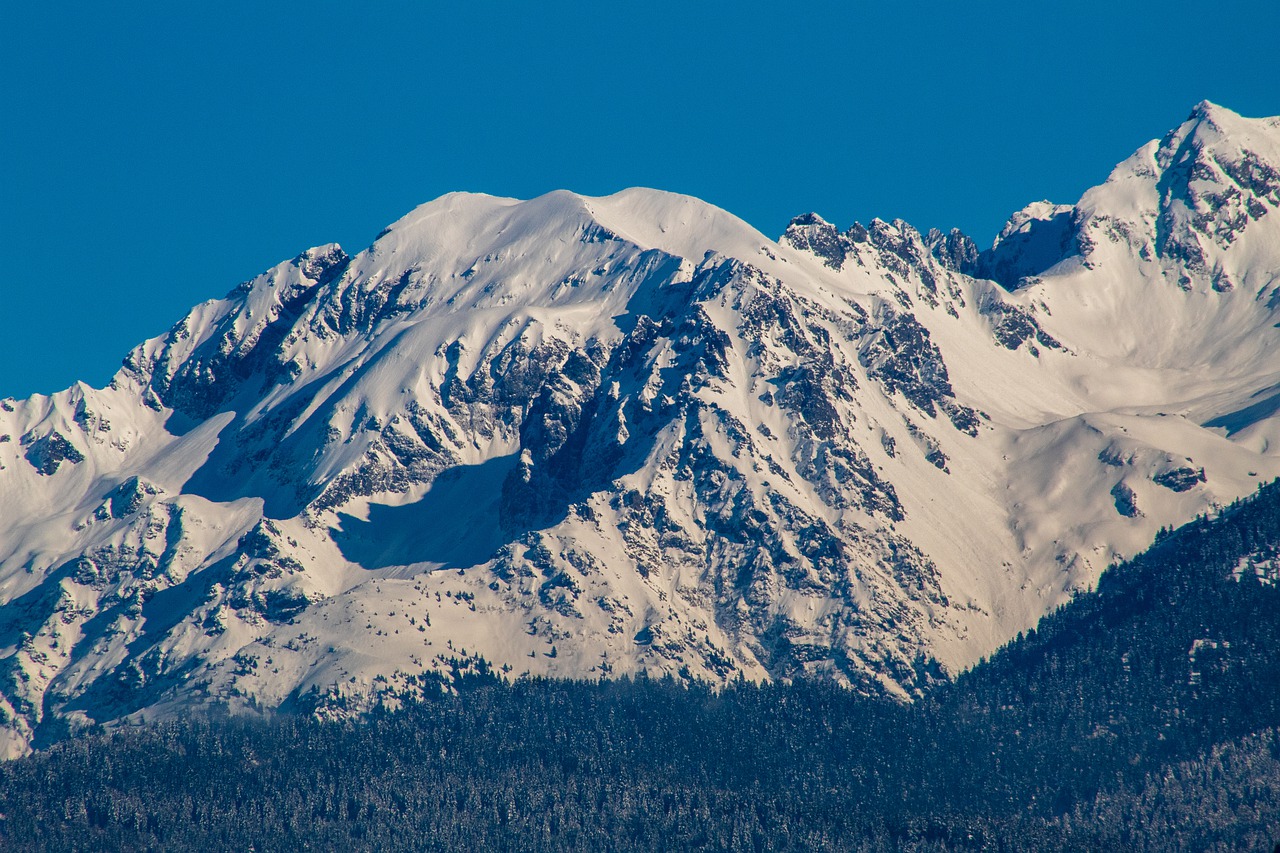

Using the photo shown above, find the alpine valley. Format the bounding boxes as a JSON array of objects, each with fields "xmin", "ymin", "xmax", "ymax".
[{"xmin": 3, "ymin": 101, "xmax": 1280, "ymax": 758}]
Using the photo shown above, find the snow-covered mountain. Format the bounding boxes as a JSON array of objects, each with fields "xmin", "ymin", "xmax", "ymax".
[{"xmin": 2, "ymin": 101, "xmax": 1279, "ymax": 756}]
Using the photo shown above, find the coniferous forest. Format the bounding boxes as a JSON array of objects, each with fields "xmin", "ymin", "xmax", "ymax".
[{"xmin": 4, "ymin": 483, "xmax": 1280, "ymax": 851}]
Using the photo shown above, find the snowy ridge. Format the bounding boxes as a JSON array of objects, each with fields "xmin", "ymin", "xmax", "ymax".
[{"xmin": 2, "ymin": 103, "xmax": 1280, "ymax": 756}]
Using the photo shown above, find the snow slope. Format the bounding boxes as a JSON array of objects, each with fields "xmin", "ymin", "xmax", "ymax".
[{"xmin": 1, "ymin": 102, "xmax": 1279, "ymax": 756}]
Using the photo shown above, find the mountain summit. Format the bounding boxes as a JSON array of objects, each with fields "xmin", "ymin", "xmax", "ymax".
[{"xmin": 2, "ymin": 104, "xmax": 1280, "ymax": 756}]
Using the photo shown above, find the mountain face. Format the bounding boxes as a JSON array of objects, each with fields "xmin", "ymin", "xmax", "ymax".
[
  {"xmin": 6, "ymin": 479, "xmax": 1280, "ymax": 851},
  {"xmin": 2, "ymin": 102, "xmax": 1279, "ymax": 756}
]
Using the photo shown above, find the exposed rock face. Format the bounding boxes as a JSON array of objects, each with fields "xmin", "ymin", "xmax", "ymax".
[
  {"xmin": 1111, "ymin": 482, "xmax": 1142, "ymax": 518},
  {"xmin": 782, "ymin": 213, "xmax": 849, "ymax": 269},
  {"xmin": 2, "ymin": 103, "xmax": 1280, "ymax": 756},
  {"xmin": 1154, "ymin": 466, "xmax": 1206, "ymax": 493},
  {"xmin": 974, "ymin": 202, "xmax": 1078, "ymax": 290},
  {"xmin": 21, "ymin": 431, "xmax": 84, "ymax": 475},
  {"xmin": 1153, "ymin": 104, "xmax": 1280, "ymax": 269},
  {"xmin": 857, "ymin": 303, "xmax": 980, "ymax": 435}
]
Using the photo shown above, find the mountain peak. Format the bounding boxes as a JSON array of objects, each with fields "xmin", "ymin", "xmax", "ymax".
[
  {"xmin": 974, "ymin": 102, "xmax": 1280, "ymax": 293},
  {"xmin": 1189, "ymin": 98, "xmax": 1232, "ymax": 122},
  {"xmin": 1161, "ymin": 100, "xmax": 1264, "ymax": 158},
  {"xmin": 1143, "ymin": 101, "xmax": 1280, "ymax": 268},
  {"xmin": 781, "ymin": 212, "xmax": 849, "ymax": 268},
  {"xmin": 972, "ymin": 201, "xmax": 1077, "ymax": 289},
  {"xmin": 372, "ymin": 188, "xmax": 768, "ymax": 272},
  {"xmin": 992, "ymin": 201, "xmax": 1073, "ymax": 247},
  {"xmin": 788, "ymin": 212, "xmax": 834, "ymax": 228}
]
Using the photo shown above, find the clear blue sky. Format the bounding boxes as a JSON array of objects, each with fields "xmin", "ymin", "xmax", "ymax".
[{"xmin": 3, "ymin": 1, "xmax": 1278, "ymax": 398}]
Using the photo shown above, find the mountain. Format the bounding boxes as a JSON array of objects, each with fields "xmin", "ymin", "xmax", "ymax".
[
  {"xmin": 5, "ymin": 479, "xmax": 1280, "ymax": 850},
  {"xmin": 2, "ymin": 102, "xmax": 1279, "ymax": 756}
]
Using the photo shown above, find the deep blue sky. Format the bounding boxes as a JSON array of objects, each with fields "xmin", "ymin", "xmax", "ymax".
[{"xmin": 3, "ymin": 1, "xmax": 1278, "ymax": 398}]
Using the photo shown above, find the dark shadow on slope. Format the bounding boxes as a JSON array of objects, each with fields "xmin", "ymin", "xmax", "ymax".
[
  {"xmin": 180, "ymin": 327, "xmax": 448, "ymax": 521},
  {"xmin": 975, "ymin": 210, "xmax": 1077, "ymax": 290},
  {"xmin": 179, "ymin": 369, "xmax": 359, "ymax": 520},
  {"xmin": 52, "ymin": 555, "xmax": 241, "ymax": 731},
  {"xmin": 333, "ymin": 454, "xmax": 521, "ymax": 570},
  {"xmin": 161, "ymin": 409, "xmax": 202, "ymax": 438},
  {"xmin": 610, "ymin": 250, "xmax": 691, "ymax": 336},
  {"xmin": 1204, "ymin": 388, "xmax": 1280, "ymax": 437},
  {"xmin": 0, "ymin": 561, "xmax": 76, "ymax": 652}
]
